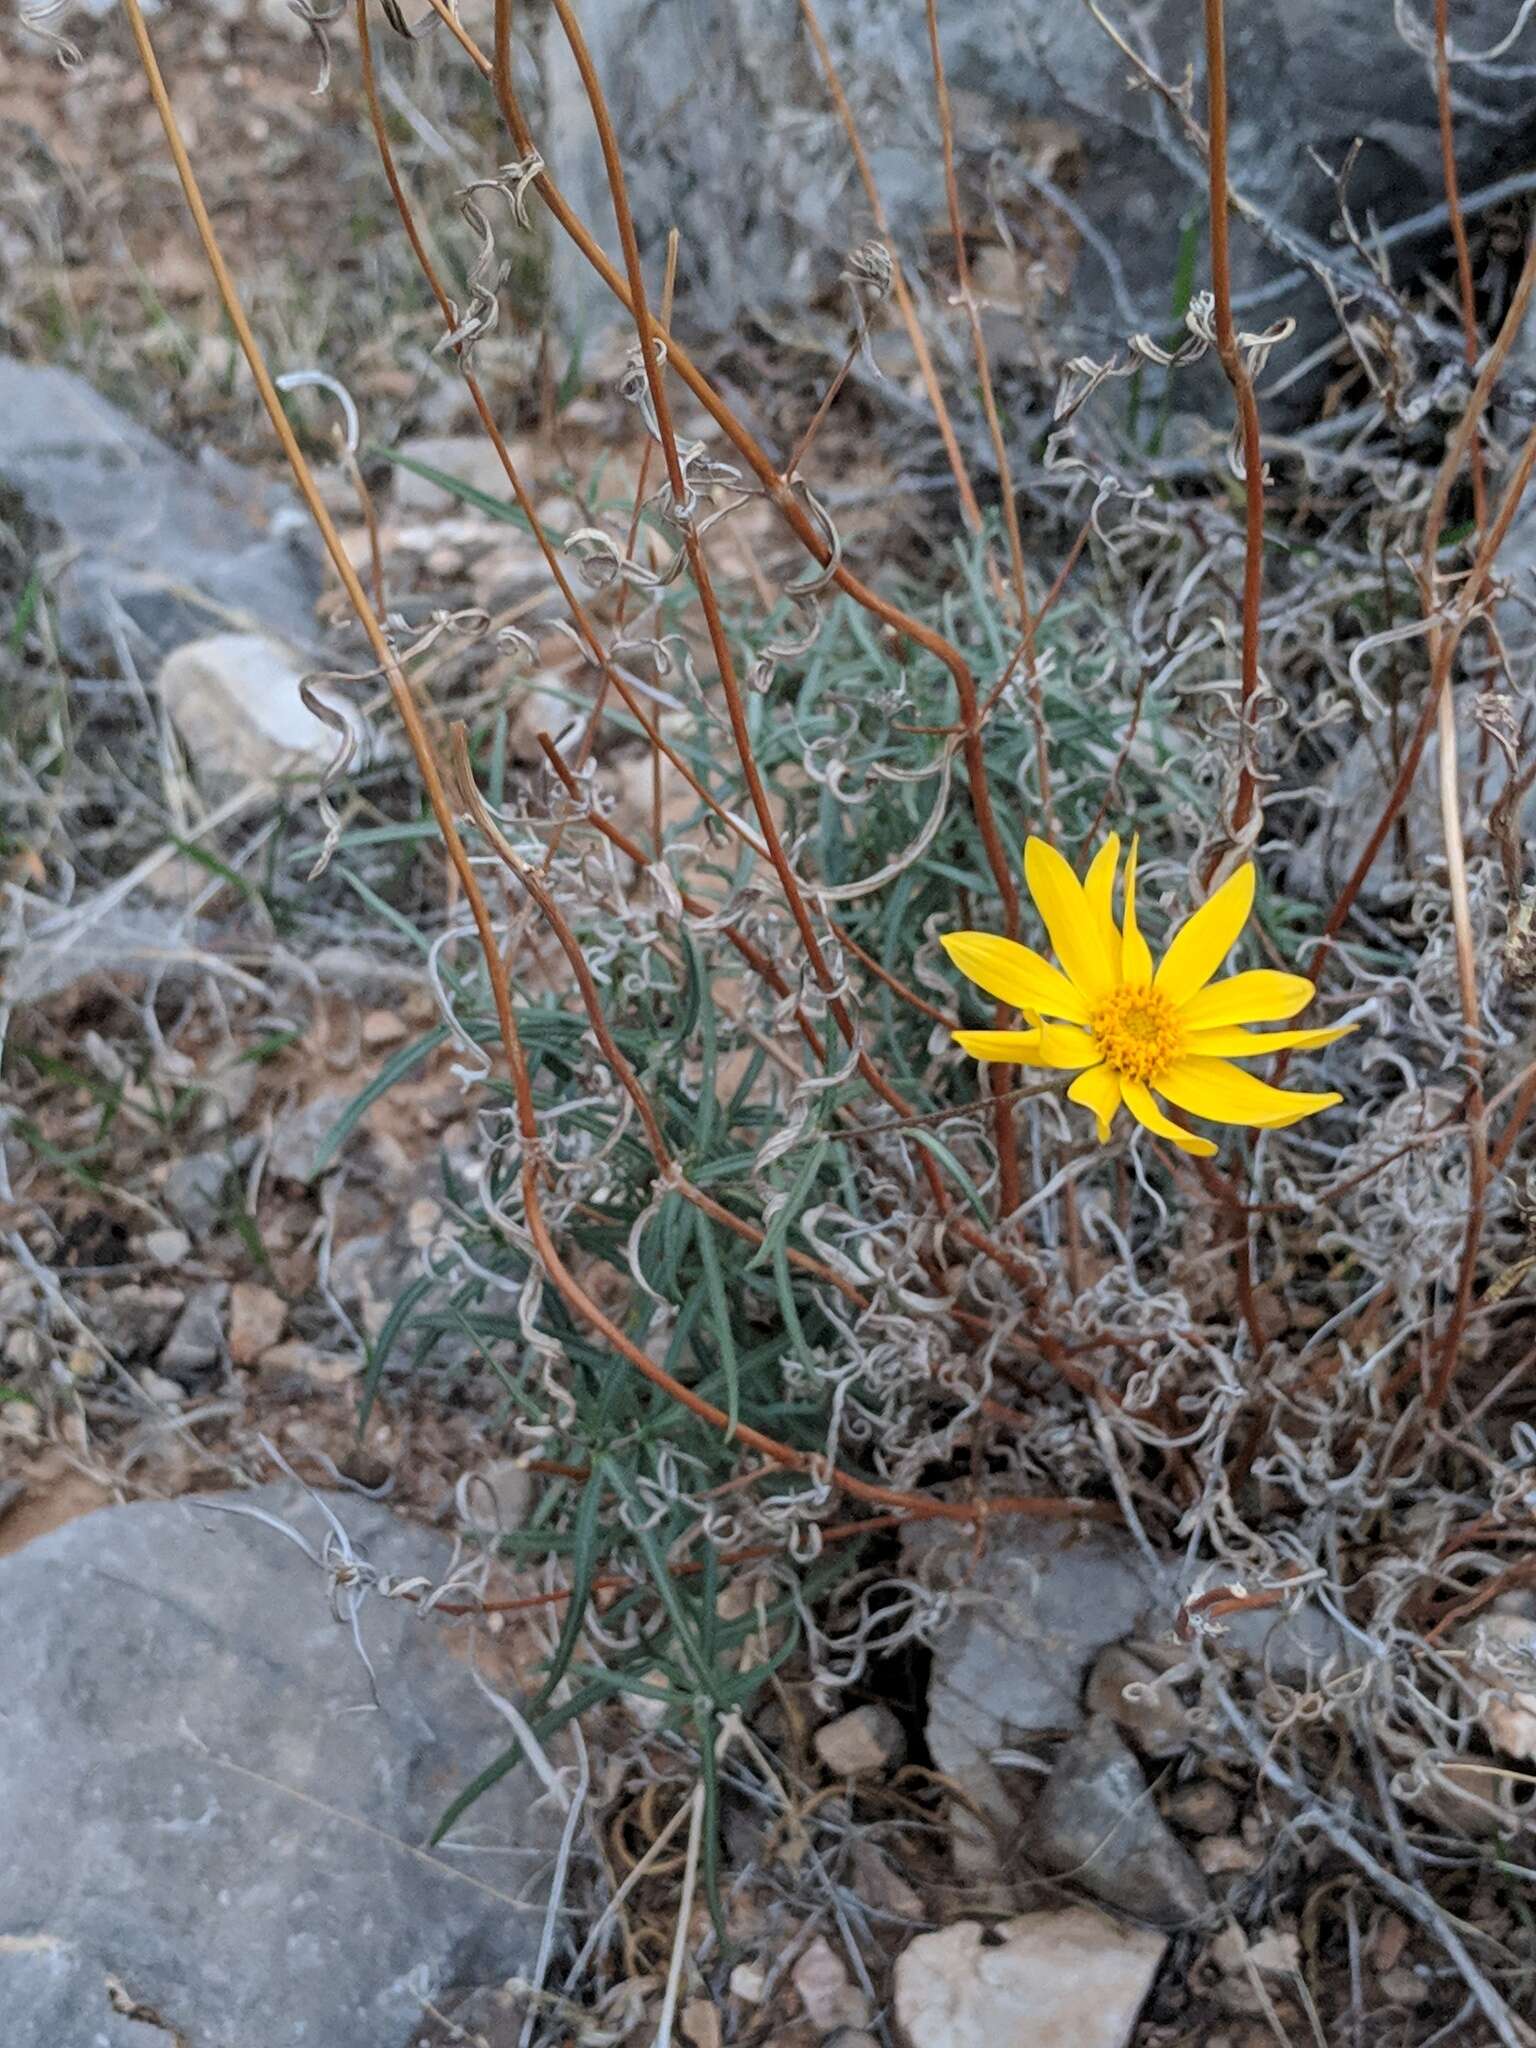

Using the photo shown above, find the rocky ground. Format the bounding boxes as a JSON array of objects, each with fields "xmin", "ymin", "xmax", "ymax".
[{"xmin": 6, "ymin": 5, "xmax": 1536, "ymax": 2048}]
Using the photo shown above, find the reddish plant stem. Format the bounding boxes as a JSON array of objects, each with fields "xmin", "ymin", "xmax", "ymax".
[
  {"xmin": 125, "ymin": 0, "xmax": 1102, "ymax": 1534},
  {"xmin": 354, "ymin": 3, "xmax": 769, "ymax": 879},
  {"xmin": 923, "ymin": 0, "xmax": 1040, "ymax": 1215},
  {"xmin": 1434, "ymin": 0, "xmax": 1489, "ymax": 536},
  {"xmin": 541, "ymin": 228, "xmax": 680, "ymax": 878},
  {"xmin": 794, "ymin": 0, "xmax": 986, "ymax": 533},
  {"xmin": 1491, "ymin": 1062, "xmax": 1536, "ymax": 1176},
  {"xmin": 1290, "ymin": 224, "xmax": 1536, "ymax": 1015},
  {"xmin": 473, "ymin": 0, "xmax": 1021, "ymax": 941},
  {"xmin": 923, "ymin": 0, "xmax": 1045, "ymax": 829},
  {"xmin": 540, "ymin": 0, "xmax": 954, "ymax": 1209},
  {"xmin": 1201, "ymin": 0, "xmax": 1267, "ymax": 847},
  {"xmin": 1421, "ymin": 15, "xmax": 1499, "ymax": 1412}
]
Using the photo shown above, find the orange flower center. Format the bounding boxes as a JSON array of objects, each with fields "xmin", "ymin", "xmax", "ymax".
[{"xmin": 1090, "ymin": 985, "xmax": 1184, "ymax": 1084}]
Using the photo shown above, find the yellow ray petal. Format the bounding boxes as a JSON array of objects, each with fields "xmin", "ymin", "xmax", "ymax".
[
  {"xmin": 1023, "ymin": 837, "xmax": 1119, "ymax": 1001},
  {"xmin": 1157, "ymin": 1056, "xmax": 1342, "ymax": 1129},
  {"xmin": 1154, "ymin": 863, "xmax": 1256, "ymax": 1005},
  {"xmin": 954, "ymin": 1024, "xmax": 1100, "ymax": 1069},
  {"xmin": 1121, "ymin": 1078, "xmax": 1217, "ymax": 1156},
  {"xmin": 1121, "ymin": 833, "xmax": 1153, "ymax": 988},
  {"xmin": 1068, "ymin": 1063, "xmax": 1122, "ymax": 1142},
  {"xmin": 1183, "ymin": 1023, "xmax": 1353, "ymax": 1058},
  {"xmin": 1177, "ymin": 969, "xmax": 1315, "ymax": 1029},
  {"xmin": 940, "ymin": 932, "xmax": 1089, "ymax": 1022},
  {"xmin": 1083, "ymin": 832, "xmax": 1122, "ymax": 965}
]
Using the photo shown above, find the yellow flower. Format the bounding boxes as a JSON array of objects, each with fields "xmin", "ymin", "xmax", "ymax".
[{"xmin": 941, "ymin": 835, "xmax": 1352, "ymax": 1158}]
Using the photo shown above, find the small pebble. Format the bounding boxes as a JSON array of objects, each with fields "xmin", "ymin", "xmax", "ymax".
[
  {"xmin": 229, "ymin": 1282, "xmax": 287, "ymax": 1367},
  {"xmin": 814, "ymin": 1702, "xmax": 904, "ymax": 1776},
  {"xmin": 1377, "ymin": 1966, "xmax": 1430, "ymax": 2006},
  {"xmin": 1164, "ymin": 1779, "xmax": 1239, "ymax": 1837},
  {"xmin": 144, "ymin": 1226, "xmax": 191, "ymax": 1268},
  {"xmin": 3, "ymin": 1328, "xmax": 46, "ymax": 1373},
  {"xmin": 679, "ymin": 2000, "xmax": 720, "ymax": 2048},
  {"xmin": 1246, "ymin": 1930, "xmax": 1301, "ymax": 1974},
  {"xmin": 362, "ymin": 1009, "xmax": 408, "ymax": 1048},
  {"xmin": 792, "ymin": 1936, "xmax": 871, "ymax": 2035},
  {"xmin": 729, "ymin": 1962, "xmax": 766, "ymax": 2005},
  {"xmin": 1196, "ymin": 1836, "xmax": 1265, "ymax": 1876},
  {"xmin": 258, "ymin": 1340, "xmax": 359, "ymax": 1385}
]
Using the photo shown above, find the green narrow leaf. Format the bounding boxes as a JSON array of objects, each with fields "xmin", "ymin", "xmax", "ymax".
[
  {"xmin": 693, "ymin": 1209, "xmax": 741, "ymax": 1437},
  {"xmin": 556, "ymin": 328, "xmax": 586, "ymax": 411},
  {"xmin": 356, "ymin": 1273, "xmax": 434, "ymax": 1437},
  {"xmin": 335, "ymin": 868, "xmax": 437, "ymax": 953},
  {"xmin": 620, "ymin": 1515, "xmax": 720, "ymax": 1704},
  {"xmin": 907, "ymin": 1127, "xmax": 992, "ymax": 1224},
  {"xmin": 315, "ymin": 1027, "xmax": 448, "ymax": 1173},
  {"xmin": 748, "ymin": 1138, "xmax": 828, "ymax": 1272},
  {"xmin": 533, "ymin": 1462, "xmax": 608, "ymax": 1711},
  {"xmin": 373, "ymin": 445, "xmax": 528, "ymax": 526},
  {"xmin": 771, "ymin": 1238, "xmax": 816, "ymax": 1371},
  {"xmin": 9, "ymin": 570, "xmax": 44, "ymax": 653},
  {"xmin": 169, "ymin": 835, "xmax": 266, "ymax": 908},
  {"xmin": 430, "ymin": 1677, "xmax": 607, "ymax": 1844}
]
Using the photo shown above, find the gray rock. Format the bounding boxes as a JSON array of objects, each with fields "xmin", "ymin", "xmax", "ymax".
[
  {"xmin": 894, "ymin": 1908, "xmax": 1166, "ymax": 2048},
  {"xmin": 913, "ymin": 1520, "xmax": 1162, "ymax": 1753},
  {"xmin": 905, "ymin": 1520, "xmax": 1163, "ymax": 1879},
  {"xmin": 1032, "ymin": 1718, "xmax": 1209, "ymax": 1929},
  {"xmin": 907, "ymin": 1519, "xmax": 1345, "ymax": 1882},
  {"xmin": 162, "ymin": 1149, "xmax": 231, "ymax": 1238},
  {"xmin": 0, "ymin": 1484, "xmax": 559, "ymax": 2048},
  {"xmin": 1086, "ymin": 1644, "xmax": 1193, "ymax": 1760},
  {"xmin": 87, "ymin": 1283, "xmax": 186, "ymax": 1360},
  {"xmin": 542, "ymin": 4, "xmax": 1532, "ymax": 398},
  {"xmin": 0, "ymin": 357, "xmax": 321, "ymax": 664},
  {"xmin": 911, "ymin": 1519, "xmax": 1343, "ymax": 1766},
  {"xmin": 159, "ymin": 1281, "xmax": 230, "ymax": 1381},
  {"xmin": 158, "ymin": 632, "xmax": 365, "ymax": 788},
  {"xmin": 270, "ymin": 1091, "xmax": 355, "ymax": 1184},
  {"xmin": 0, "ymin": 1947, "xmax": 172, "ymax": 2048},
  {"xmin": 143, "ymin": 1226, "xmax": 191, "ymax": 1269}
]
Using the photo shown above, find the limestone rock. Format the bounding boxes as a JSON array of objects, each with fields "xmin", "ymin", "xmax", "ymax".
[
  {"xmin": 157, "ymin": 632, "xmax": 364, "ymax": 787},
  {"xmin": 0, "ymin": 1485, "xmax": 560, "ymax": 2048},
  {"xmin": 542, "ymin": 0, "xmax": 1535, "ymax": 399},
  {"xmin": 1032, "ymin": 1718, "xmax": 1209, "ymax": 1929},
  {"xmin": 228, "ymin": 1281, "xmax": 289, "ymax": 1367},
  {"xmin": 0, "ymin": 355, "xmax": 320, "ymax": 662},
  {"xmin": 894, "ymin": 1907, "xmax": 1165, "ymax": 2048},
  {"xmin": 158, "ymin": 1281, "xmax": 230, "ymax": 1382},
  {"xmin": 814, "ymin": 1702, "xmax": 905, "ymax": 1776}
]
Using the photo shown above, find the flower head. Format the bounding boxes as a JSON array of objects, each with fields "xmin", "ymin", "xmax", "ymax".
[{"xmin": 942, "ymin": 835, "xmax": 1352, "ymax": 1158}]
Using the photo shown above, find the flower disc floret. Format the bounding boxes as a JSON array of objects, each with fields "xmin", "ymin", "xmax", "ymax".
[{"xmin": 1090, "ymin": 985, "xmax": 1183, "ymax": 1085}]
